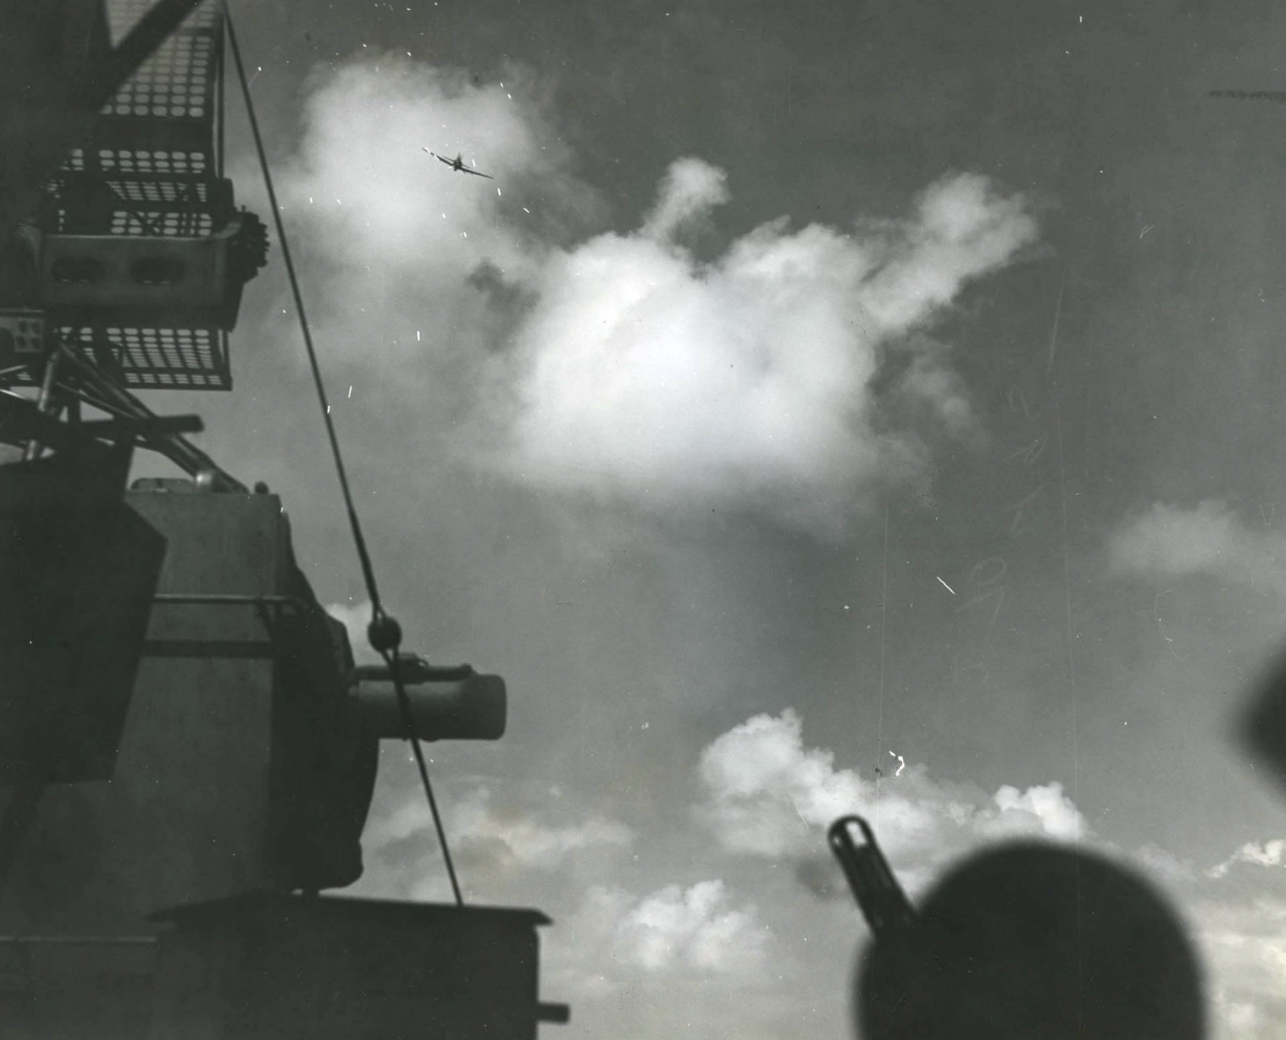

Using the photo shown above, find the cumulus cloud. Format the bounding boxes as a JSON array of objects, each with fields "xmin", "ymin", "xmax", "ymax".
[
  {"xmin": 613, "ymin": 880, "xmax": 770, "ymax": 974},
  {"xmin": 695, "ymin": 709, "xmax": 1085, "ymax": 891},
  {"xmin": 555, "ymin": 880, "xmax": 770, "ymax": 983},
  {"xmin": 692, "ymin": 708, "xmax": 1286, "ymax": 1039},
  {"xmin": 277, "ymin": 63, "xmax": 1036, "ymax": 535},
  {"xmin": 487, "ymin": 163, "xmax": 1037, "ymax": 535},
  {"xmin": 1109, "ymin": 500, "xmax": 1286, "ymax": 593}
]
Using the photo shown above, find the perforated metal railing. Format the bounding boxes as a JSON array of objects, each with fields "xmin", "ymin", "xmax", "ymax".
[
  {"xmin": 14, "ymin": 0, "xmax": 235, "ymax": 391},
  {"xmin": 58, "ymin": 325, "xmax": 229, "ymax": 390}
]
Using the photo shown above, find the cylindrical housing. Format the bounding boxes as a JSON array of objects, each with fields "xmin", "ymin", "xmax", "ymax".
[{"xmin": 353, "ymin": 673, "xmax": 506, "ymax": 742}]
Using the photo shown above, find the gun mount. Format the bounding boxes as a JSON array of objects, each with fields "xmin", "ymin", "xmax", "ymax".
[
  {"xmin": 0, "ymin": 3, "xmax": 568, "ymax": 1038},
  {"xmin": 833, "ymin": 820, "xmax": 1205, "ymax": 1040}
]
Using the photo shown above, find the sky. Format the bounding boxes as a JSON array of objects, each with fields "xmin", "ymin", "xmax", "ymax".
[{"xmin": 135, "ymin": 0, "xmax": 1286, "ymax": 1036}]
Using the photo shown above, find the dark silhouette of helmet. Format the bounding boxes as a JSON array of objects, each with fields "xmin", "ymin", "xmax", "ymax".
[{"xmin": 856, "ymin": 843, "xmax": 1205, "ymax": 1040}]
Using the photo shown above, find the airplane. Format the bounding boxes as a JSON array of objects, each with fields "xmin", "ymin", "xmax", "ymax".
[{"xmin": 423, "ymin": 148, "xmax": 494, "ymax": 179}]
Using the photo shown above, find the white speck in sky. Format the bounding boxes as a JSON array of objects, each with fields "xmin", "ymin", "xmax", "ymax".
[
  {"xmin": 497, "ymin": 188, "xmax": 502, "ymax": 196},
  {"xmin": 416, "ymin": 330, "xmax": 421, "ymax": 341},
  {"xmin": 523, "ymin": 206, "xmax": 530, "ymax": 213},
  {"xmin": 889, "ymin": 750, "xmax": 906, "ymax": 777},
  {"xmin": 937, "ymin": 576, "xmax": 956, "ymax": 594},
  {"xmin": 347, "ymin": 385, "xmax": 352, "ymax": 398}
]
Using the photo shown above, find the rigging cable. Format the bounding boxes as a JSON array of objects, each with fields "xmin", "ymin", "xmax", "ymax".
[{"xmin": 224, "ymin": 7, "xmax": 463, "ymax": 906}]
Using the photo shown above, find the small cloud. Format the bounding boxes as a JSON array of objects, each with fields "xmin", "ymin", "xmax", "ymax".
[
  {"xmin": 639, "ymin": 157, "xmax": 729, "ymax": 242},
  {"xmin": 1108, "ymin": 500, "xmax": 1286, "ymax": 597},
  {"xmin": 987, "ymin": 782, "xmax": 1087, "ymax": 842},
  {"xmin": 557, "ymin": 880, "xmax": 771, "ymax": 984},
  {"xmin": 324, "ymin": 599, "xmax": 379, "ymax": 664},
  {"xmin": 1110, "ymin": 500, "xmax": 1244, "ymax": 577},
  {"xmin": 1208, "ymin": 839, "xmax": 1286, "ymax": 880}
]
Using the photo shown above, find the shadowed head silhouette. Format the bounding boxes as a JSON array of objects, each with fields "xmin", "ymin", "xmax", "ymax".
[{"xmin": 856, "ymin": 843, "xmax": 1205, "ymax": 1040}]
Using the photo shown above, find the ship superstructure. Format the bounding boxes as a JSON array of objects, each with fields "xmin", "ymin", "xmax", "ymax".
[{"xmin": 0, "ymin": 3, "xmax": 568, "ymax": 1037}]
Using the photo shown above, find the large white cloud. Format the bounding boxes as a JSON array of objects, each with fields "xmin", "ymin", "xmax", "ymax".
[
  {"xmin": 275, "ymin": 62, "xmax": 1036, "ymax": 535},
  {"xmin": 490, "ymin": 163, "xmax": 1037, "ymax": 535}
]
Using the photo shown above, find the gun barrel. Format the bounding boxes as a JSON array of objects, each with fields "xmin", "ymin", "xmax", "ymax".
[
  {"xmin": 352, "ymin": 672, "xmax": 506, "ymax": 741},
  {"xmin": 829, "ymin": 815, "xmax": 916, "ymax": 936}
]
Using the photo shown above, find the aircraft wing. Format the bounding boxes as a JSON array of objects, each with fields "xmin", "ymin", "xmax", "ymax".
[{"xmin": 461, "ymin": 167, "xmax": 494, "ymax": 179}]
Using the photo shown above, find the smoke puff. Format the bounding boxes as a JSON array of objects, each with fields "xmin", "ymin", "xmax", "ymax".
[
  {"xmin": 281, "ymin": 61, "xmax": 554, "ymax": 276},
  {"xmin": 491, "ymin": 162, "xmax": 1037, "ymax": 535},
  {"xmin": 269, "ymin": 59, "xmax": 600, "ymax": 385},
  {"xmin": 640, "ymin": 157, "xmax": 730, "ymax": 241}
]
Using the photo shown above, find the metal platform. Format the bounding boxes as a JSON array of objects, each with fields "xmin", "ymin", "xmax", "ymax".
[{"xmin": 11, "ymin": 0, "xmax": 236, "ymax": 391}]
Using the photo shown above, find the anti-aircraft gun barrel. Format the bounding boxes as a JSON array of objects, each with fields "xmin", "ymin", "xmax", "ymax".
[
  {"xmin": 828, "ymin": 815, "xmax": 916, "ymax": 937},
  {"xmin": 351, "ymin": 655, "xmax": 507, "ymax": 741}
]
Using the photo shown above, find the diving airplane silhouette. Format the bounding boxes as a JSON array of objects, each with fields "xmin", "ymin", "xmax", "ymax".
[{"xmin": 423, "ymin": 148, "xmax": 494, "ymax": 179}]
